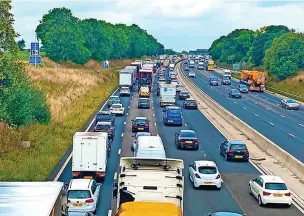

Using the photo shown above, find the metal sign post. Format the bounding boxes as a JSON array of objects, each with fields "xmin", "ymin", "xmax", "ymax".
[{"xmin": 29, "ymin": 41, "xmax": 41, "ymax": 67}]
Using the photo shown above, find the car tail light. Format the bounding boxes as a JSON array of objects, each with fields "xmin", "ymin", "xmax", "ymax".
[
  {"xmin": 67, "ymin": 199, "xmax": 71, "ymax": 203},
  {"xmin": 93, "ymin": 128, "xmax": 97, "ymax": 132},
  {"xmin": 97, "ymin": 172, "xmax": 104, "ymax": 177},
  {"xmin": 144, "ymin": 123, "xmax": 149, "ymax": 126},
  {"xmin": 285, "ymin": 192, "xmax": 291, "ymax": 196},
  {"xmin": 244, "ymin": 149, "xmax": 249, "ymax": 153},
  {"xmin": 193, "ymin": 139, "xmax": 199, "ymax": 143},
  {"xmin": 216, "ymin": 174, "xmax": 221, "ymax": 179},
  {"xmin": 110, "ymin": 108, "xmax": 113, "ymax": 110},
  {"xmin": 73, "ymin": 172, "xmax": 80, "ymax": 177},
  {"xmin": 178, "ymin": 139, "xmax": 185, "ymax": 142},
  {"xmin": 120, "ymin": 108, "xmax": 123, "ymax": 111},
  {"xmin": 263, "ymin": 191, "xmax": 271, "ymax": 196},
  {"xmin": 228, "ymin": 149, "xmax": 234, "ymax": 153},
  {"xmin": 132, "ymin": 124, "xmax": 137, "ymax": 127},
  {"xmin": 108, "ymin": 128, "xmax": 112, "ymax": 132},
  {"xmin": 195, "ymin": 173, "xmax": 201, "ymax": 178},
  {"xmin": 85, "ymin": 198, "xmax": 94, "ymax": 203}
]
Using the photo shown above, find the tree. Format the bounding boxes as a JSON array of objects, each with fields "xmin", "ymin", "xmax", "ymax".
[{"xmin": 17, "ymin": 39, "xmax": 26, "ymax": 50}]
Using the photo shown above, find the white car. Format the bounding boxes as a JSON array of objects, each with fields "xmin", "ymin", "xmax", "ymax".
[
  {"xmin": 110, "ymin": 103, "xmax": 125, "ymax": 115},
  {"xmin": 248, "ymin": 175, "xmax": 292, "ymax": 207},
  {"xmin": 188, "ymin": 160, "xmax": 222, "ymax": 189},
  {"xmin": 67, "ymin": 179, "xmax": 101, "ymax": 213},
  {"xmin": 120, "ymin": 87, "xmax": 130, "ymax": 96},
  {"xmin": 171, "ymin": 81, "xmax": 179, "ymax": 87},
  {"xmin": 189, "ymin": 71, "xmax": 196, "ymax": 77},
  {"xmin": 131, "ymin": 132, "xmax": 152, "ymax": 151}
]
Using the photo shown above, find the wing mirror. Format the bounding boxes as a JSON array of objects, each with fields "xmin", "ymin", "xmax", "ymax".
[{"xmin": 162, "ymin": 109, "xmax": 166, "ymax": 112}]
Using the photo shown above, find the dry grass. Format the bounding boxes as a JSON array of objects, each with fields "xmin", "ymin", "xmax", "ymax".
[{"xmin": 0, "ymin": 57, "xmax": 129, "ymax": 181}]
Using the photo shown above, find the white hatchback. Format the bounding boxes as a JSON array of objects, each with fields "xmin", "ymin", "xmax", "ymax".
[
  {"xmin": 248, "ymin": 175, "xmax": 292, "ymax": 207},
  {"xmin": 110, "ymin": 103, "xmax": 125, "ymax": 115},
  {"xmin": 189, "ymin": 71, "xmax": 196, "ymax": 77},
  {"xmin": 67, "ymin": 179, "xmax": 101, "ymax": 213},
  {"xmin": 189, "ymin": 160, "xmax": 222, "ymax": 189},
  {"xmin": 120, "ymin": 87, "xmax": 130, "ymax": 96}
]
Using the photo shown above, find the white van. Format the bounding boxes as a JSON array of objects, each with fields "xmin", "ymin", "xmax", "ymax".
[
  {"xmin": 169, "ymin": 63, "xmax": 175, "ymax": 71},
  {"xmin": 134, "ymin": 136, "xmax": 166, "ymax": 159}
]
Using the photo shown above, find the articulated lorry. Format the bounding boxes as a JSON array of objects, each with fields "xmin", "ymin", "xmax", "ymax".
[
  {"xmin": 240, "ymin": 70, "xmax": 267, "ymax": 92},
  {"xmin": 113, "ymin": 157, "xmax": 184, "ymax": 216},
  {"xmin": 0, "ymin": 181, "xmax": 68, "ymax": 216},
  {"xmin": 119, "ymin": 68, "xmax": 136, "ymax": 92}
]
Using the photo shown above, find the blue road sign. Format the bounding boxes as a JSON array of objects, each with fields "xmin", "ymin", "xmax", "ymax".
[
  {"xmin": 164, "ymin": 87, "xmax": 168, "ymax": 92},
  {"xmin": 29, "ymin": 56, "xmax": 41, "ymax": 64},
  {"xmin": 30, "ymin": 42, "xmax": 40, "ymax": 56},
  {"xmin": 102, "ymin": 60, "xmax": 109, "ymax": 69}
]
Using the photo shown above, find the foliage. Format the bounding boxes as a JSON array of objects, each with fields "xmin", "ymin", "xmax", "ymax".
[
  {"xmin": 164, "ymin": 49, "xmax": 177, "ymax": 55},
  {"xmin": 17, "ymin": 39, "xmax": 26, "ymax": 51},
  {"xmin": 36, "ymin": 8, "xmax": 164, "ymax": 64},
  {"xmin": 0, "ymin": 1, "xmax": 50, "ymax": 127},
  {"xmin": 264, "ymin": 33, "xmax": 304, "ymax": 80}
]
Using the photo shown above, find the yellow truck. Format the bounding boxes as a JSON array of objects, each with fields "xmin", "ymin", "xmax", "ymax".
[
  {"xmin": 139, "ymin": 86, "xmax": 150, "ymax": 97},
  {"xmin": 207, "ymin": 60, "xmax": 215, "ymax": 71},
  {"xmin": 113, "ymin": 157, "xmax": 184, "ymax": 216},
  {"xmin": 163, "ymin": 60, "xmax": 170, "ymax": 67},
  {"xmin": 241, "ymin": 70, "xmax": 267, "ymax": 92}
]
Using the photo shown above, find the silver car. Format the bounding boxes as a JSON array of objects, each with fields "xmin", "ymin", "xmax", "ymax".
[{"xmin": 281, "ymin": 98, "xmax": 299, "ymax": 110}]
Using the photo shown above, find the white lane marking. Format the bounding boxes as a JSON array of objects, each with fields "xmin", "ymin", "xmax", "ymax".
[
  {"xmin": 266, "ymin": 108, "xmax": 270, "ymax": 111},
  {"xmin": 118, "ymin": 149, "xmax": 121, "ymax": 154},
  {"xmin": 254, "ymin": 114, "xmax": 259, "ymax": 117},
  {"xmin": 130, "ymin": 100, "xmax": 132, "ymax": 103},
  {"xmin": 128, "ymin": 106, "xmax": 130, "ymax": 108},
  {"xmin": 54, "ymin": 88, "xmax": 119, "ymax": 181},
  {"xmin": 289, "ymin": 133, "xmax": 296, "ymax": 138},
  {"xmin": 242, "ymin": 107, "xmax": 247, "ymax": 110},
  {"xmin": 126, "ymin": 113, "xmax": 128, "ymax": 116},
  {"xmin": 124, "ymin": 121, "xmax": 126, "ymax": 125},
  {"xmin": 121, "ymin": 133, "xmax": 124, "ymax": 137},
  {"xmin": 202, "ymin": 151, "xmax": 206, "ymax": 157},
  {"xmin": 280, "ymin": 115, "xmax": 285, "ymax": 118},
  {"xmin": 220, "ymin": 93, "xmax": 223, "ymax": 96},
  {"xmin": 269, "ymin": 122, "xmax": 275, "ymax": 126},
  {"xmin": 153, "ymin": 113, "xmax": 155, "ymax": 116},
  {"xmin": 245, "ymin": 97, "xmax": 248, "ymax": 100},
  {"xmin": 185, "ymin": 123, "xmax": 188, "ymax": 126},
  {"xmin": 108, "ymin": 210, "xmax": 112, "ymax": 216},
  {"xmin": 152, "ymin": 106, "xmax": 154, "ymax": 109},
  {"xmin": 277, "ymin": 104, "xmax": 280, "ymax": 106},
  {"xmin": 255, "ymin": 102, "xmax": 258, "ymax": 105},
  {"xmin": 154, "ymin": 122, "xmax": 157, "ymax": 126},
  {"xmin": 226, "ymin": 97, "xmax": 230, "ymax": 99},
  {"xmin": 265, "ymin": 98, "xmax": 268, "ymax": 101},
  {"xmin": 234, "ymin": 102, "xmax": 237, "ymax": 104},
  {"xmin": 114, "ymin": 172, "xmax": 117, "ymax": 180},
  {"xmin": 299, "ymin": 123, "xmax": 304, "ymax": 127}
]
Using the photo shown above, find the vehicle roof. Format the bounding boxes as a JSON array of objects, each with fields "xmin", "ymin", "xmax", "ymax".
[
  {"xmin": 180, "ymin": 129, "xmax": 195, "ymax": 133},
  {"xmin": 166, "ymin": 106, "xmax": 181, "ymax": 110},
  {"xmin": 260, "ymin": 175, "xmax": 285, "ymax": 183},
  {"xmin": 137, "ymin": 136, "xmax": 164, "ymax": 149},
  {"xmin": 112, "ymin": 103, "xmax": 122, "ymax": 106},
  {"xmin": 195, "ymin": 160, "xmax": 217, "ymax": 167},
  {"xmin": 96, "ymin": 121, "xmax": 111, "ymax": 126},
  {"xmin": 134, "ymin": 117, "xmax": 148, "ymax": 120},
  {"xmin": 0, "ymin": 182, "xmax": 64, "ymax": 216},
  {"xmin": 110, "ymin": 96, "xmax": 119, "ymax": 98},
  {"xmin": 223, "ymin": 69, "xmax": 231, "ymax": 72},
  {"xmin": 98, "ymin": 111, "xmax": 111, "ymax": 115},
  {"xmin": 180, "ymin": 90, "xmax": 189, "ymax": 93},
  {"xmin": 239, "ymin": 84, "xmax": 247, "ymax": 87},
  {"xmin": 139, "ymin": 97, "xmax": 150, "ymax": 100},
  {"xmin": 223, "ymin": 76, "xmax": 230, "ymax": 79},
  {"xmin": 136, "ymin": 132, "xmax": 152, "ymax": 137},
  {"xmin": 231, "ymin": 89, "xmax": 240, "ymax": 92},
  {"xmin": 212, "ymin": 212, "xmax": 243, "ymax": 216},
  {"xmin": 227, "ymin": 140, "xmax": 245, "ymax": 145},
  {"xmin": 69, "ymin": 179, "xmax": 92, "ymax": 190}
]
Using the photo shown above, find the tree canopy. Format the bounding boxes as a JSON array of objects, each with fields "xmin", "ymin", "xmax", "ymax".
[{"xmin": 36, "ymin": 8, "xmax": 164, "ymax": 64}]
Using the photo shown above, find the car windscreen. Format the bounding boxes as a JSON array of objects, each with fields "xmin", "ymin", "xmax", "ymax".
[
  {"xmin": 230, "ymin": 144, "xmax": 247, "ymax": 150},
  {"xmin": 210, "ymin": 78, "xmax": 218, "ymax": 81},
  {"xmin": 232, "ymin": 90, "xmax": 240, "ymax": 93},
  {"xmin": 139, "ymin": 99, "xmax": 149, "ymax": 103},
  {"xmin": 68, "ymin": 190, "xmax": 91, "ymax": 199},
  {"xmin": 112, "ymin": 104, "xmax": 122, "ymax": 108},
  {"xmin": 180, "ymin": 131, "xmax": 196, "ymax": 138},
  {"xmin": 240, "ymin": 85, "xmax": 247, "ymax": 89},
  {"xmin": 265, "ymin": 183, "xmax": 288, "ymax": 190},
  {"xmin": 135, "ymin": 119, "xmax": 148, "ymax": 124},
  {"xmin": 223, "ymin": 77, "xmax": 230, "ymax": 80},
  {"xmin": 96, "ymin": 114, "xmax": 111, "ymax": 121},
  {"xmin": 286, "ymin": 99, "xmax": 296, "ymax": 103},
  {"xmin": 198, "ymin": 166, "xmax": 217, "ymax": 174},
  {"xmin": 96, "ymin": 124, "xmax": 110, "ymax": 130},
  {"xmin": 181, "ymin": 91, "xmax": 189, "ymax": 95},
  {"xmin": 186, "ymin": 100, "xmax": 196, "ymax": 103},
  {"xmin": 168, "ymin": 110, "xmax": 181, "ymax": 116}
]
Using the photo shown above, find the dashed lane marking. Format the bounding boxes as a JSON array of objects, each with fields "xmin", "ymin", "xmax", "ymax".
[
  {"xmin": 153, "ymin": 113, "xmax": 155, "ymax": 116},
  {"xmin": 114, "ymin": 173, "xmax": 117, "ymax": 180},
  {"xmin": 185, "ymin": 123, "xmax": 188, "ymax": 126},
  {"xmin": 280, "ymin": 115, "xmax": 285, "ymax": 118},
  {"xmin": 254, "ymin": 114, "xmax": 259, "ymax": 117},
  {"xmin": 266, "ymin": 108, "xmax": 270, "ymax": 111},
  {"xmin": 289, "ymin": 133, "xmax": 296, "ymax": 138},
  {"xmin": 121, "ymin": 133, "xmax": 124, "ymax": 137},
  {"xmin": 234, "ymin": 102, "xmax": 237, "ymax": 104},
  {"xmin": 118, "ymin": 149, "xmax": 121, "ymax": 154},
  {"xmin": 128, "ymin": 106, "xmax": 130, "ymax": 108},
  {"xmin": 124, "ymin": 122, "xmax": 126, "ymax": 125},
  {"xmin": 242, "ymin": 107, "xmax": 246, "ymax": 110},
  {"xmin": 126, "ymin": 113, "xmax": 128, "ymax": 116},
  {"xmin": 299, "ymin": 123, "xmax": 304, "ymax": 127},
  {"xmin": 269, "ymin": 122, "xmax": 275, "ymax": 126},
  {"xmin": 154, "ymin": 122, "xmax": 157, "ymax": 126}
]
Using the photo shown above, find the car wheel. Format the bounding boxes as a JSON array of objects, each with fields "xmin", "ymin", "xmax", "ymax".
[
  {"xmin": 224, "ymin": 153, "xmax": 229, "ymax": 161},
  {"xmin": 248, "ymin": 184, "xmax": 252, "ymax": 195},
  {"xmin": 192, "ymin": 181, "xmax": 197, "ymax": 189},
  {"xmin": 258, "ymin": 195, "xmax": 264, "ymax": 207},
  {"xmin": 219, "ymin": 147, "xmax": 222, "ymax": 155},
  {"xmin": 176, "ymin": 143, "xmax": 180, "ymax": 149},
  {"xmin": 287, "ymin": 204, "xmax": 292, "ymax": 208}
]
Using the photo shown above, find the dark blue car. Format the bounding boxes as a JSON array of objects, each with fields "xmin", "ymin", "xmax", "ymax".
[
  {"xmin": 209, "ymin": 77, "xmax": 219, "ymax": 86},
  {"xmin": 137, "ymin": 98, "xmax": 150, "ymax": 109},
  {"xmin": 163, "ymin": 106, "xmax": 183, "ymax": 126},
  {"xmin": 219, "ymin": 140, "xmax": 249, "ymax": 162},
  {"xmin": 229, "ymin": 89, "xmax": 242, "ymax": 98}
]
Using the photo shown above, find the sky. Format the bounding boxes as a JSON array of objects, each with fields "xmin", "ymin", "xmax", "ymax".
[{"xmin": 12, "ymin": 0, "xmax": 304, "ymax": 52}]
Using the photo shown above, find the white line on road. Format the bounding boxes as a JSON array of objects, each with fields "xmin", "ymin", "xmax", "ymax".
[
  {"xmin": 121, "ymin": 133, "xmax": 124, "ymax": 137},
  {"xmin": 265, "ymin": 99, "xmax": 268, "ymax": 101},
  {"xmin": 108, "ymin": 210, "xmax": 112, "ymax": 216},
  {"xmin": 280, "ymin": 115, "xmax": 285, "ymax": 118},
  {"xmin": 130, "ymin": 100, "xmax": 132, "ymax": 103},
  {"xmin": 185, "ymin": 123, "xmax": 188, "ymax": 126},
  {"xmin": 269, "ymin": 122, "xmax": 275, "ymax": 126},
  {"xmin": 124, "ymin": 121, "xmax": 126, "ymax": 125},
  {"xmin": 234, "ymin": 102, "xmax": 237, "ymax": 104},
  {"xmin": 114, "ymin": 172, "xmax": 117, "ymax": 180},
  {"xmin": 126, "ymin": 113, "xmax": 128, "ymax": 116},
  {"xmin": 242, "ymin": 107, "xmax": 247, "ymax": 110},
  {"xmin": 154, "ymin": 122, "xmax": 157, "ymax": 126},
  {"xmin": 152, "ymin": 106, "xmax": 154, "ymax": 109},
  {"xmin": 153, "ymin": 113, "xmax": 155, "ymax": 116},
  {"xmin": 118, "ymin": 149, "xmax": 121, "ymax": 154},
  {"xmin": 220, "ymin": 93, "xmax": 223, "ymax": 96},
  {"xmin": 299, "ymin": 123, "xmax": 304, "ymax": 127},
  {"xmin": 128, "ymin": 106, "xmax": 130, "ymax": 108},
  {"xmin": 289, "ymin": 133, "xmax": 296, "ymax": 138},
  {"xmin": 266, "ymin": 108, "xmax": 270, "ymax": 111},
  {"xmin": 254, "ymin": 114, "xmax": 259, "ymax": 117},
  {"xmin": 255, "ymin": 102, "xmax": 258, "ymax": 105}
]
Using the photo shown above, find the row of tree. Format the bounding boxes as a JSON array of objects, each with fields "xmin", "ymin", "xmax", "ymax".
[
  {"xmin": 36, "ymin": 8, "xmax": 165, "ymax": 64},
  {"xmin": 208, "ymin": 25, "xmax": 304, "ymax": 80},
  {"xmin": 0, "ymin": 1, "xmax": 50, "ymax": 127}
]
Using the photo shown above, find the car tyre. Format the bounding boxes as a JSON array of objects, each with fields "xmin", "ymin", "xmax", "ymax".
[
  {"xmin": 192, "ymin": 181, "xmax": 198, "ymax": 189},
  {"xmin": 248, "ymin": 184, "xmax": 252, "ymax": 195},
  {"xmin": 219, "ymin": 147, "xmax": 222, "ymax": 155},
  {"xmin": 258, "ymin": 195, "xmax": 264, "ymax": 207},
  {"xmin": 224, "ymin": 153, "xmax": 229, "ymax": 161}
]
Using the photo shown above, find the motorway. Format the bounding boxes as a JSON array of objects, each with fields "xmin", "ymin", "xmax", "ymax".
[
  {"xmin": 184, "ymin": 64, "xmax": 304, "ymax": 163},
  {"xmin": 57, "ymin": 69, "xmax": 303, "ymax": 216}
]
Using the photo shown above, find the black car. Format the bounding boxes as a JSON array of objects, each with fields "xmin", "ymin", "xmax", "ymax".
[
  {"xmin": 229, "ymin": 89, "xmax": 242, "ymax": 98},
  {"xmin": 138, "ymin": 98, "xmax": 150, "ymax": 109},
  {"xmin": 238, "ymin": 84, "xmax": 249, "ymax": 93},
  {"xmin": 179, "ymin": 90, "xmax": 190, "ymax": 100},
  {"xmin": 95, "ymin": 111, "xmax": 115, "ymax": 126},
  {"xmin": 131, "ymin": 117, "xmax": 150, "ymax": 132},
  {"xmin": 219, "ymin": 140, "xmax": 249, "ymax": 161},
  {"xmin": 94, "ymin": 122, "xmax": 115, "ymax": 139},
  {"xmin": 209, "ymin": 77, "xmax": 219, "ymax": 86},
  {"xmin": 183, "ymin": 98, "xmax": 198, "ymax": 109},
  {"xmin": 222, "ymin": 77, "xmax": 231, "ymax": 85},
  {"xmin": 175, "ymin": 130, "xmax": 199, "ymax": 150},
  {"xmin": 107, "ymin": 96, "xmax": 121, "ymax": 108}
]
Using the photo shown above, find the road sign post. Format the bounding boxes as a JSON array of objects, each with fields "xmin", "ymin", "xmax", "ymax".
[{"xmin": 29, "ymin": 42, "xmax": 41, "ymax": 67}]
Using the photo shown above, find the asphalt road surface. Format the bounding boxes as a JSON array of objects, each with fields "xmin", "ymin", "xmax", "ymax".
[{"xmin": 183, "ymin": 64, "xmax": 304, "ymax": 163}]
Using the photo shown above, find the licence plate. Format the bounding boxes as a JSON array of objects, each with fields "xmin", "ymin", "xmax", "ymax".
[
  {"xmin": 72, "ymin": 204, "xmax": 83, "ymax": 207},
  {"xmin": 235, "ymin": 155, "xmax": 243, "ymax": 158},
  {"xmin": 84, "ymin": 176, "xmax": 92, "ymax": 179},
  {"xmin": 168, "ymin": 120, "xmax": 173, "ymax": 122},
  {"xmin": 204, "ymin": 182, "xmax": 212, "ymax": 184},
  {"xmin": 185, "ymin": 141, "xmax": 192, "ymax": 144},
  {"xmin": 138, "ymin": 128, "xmax": 144, "ymax": 130},
  {"xmin": 274, "ymin": 194, "xmax": 283, "ymax": 197}
]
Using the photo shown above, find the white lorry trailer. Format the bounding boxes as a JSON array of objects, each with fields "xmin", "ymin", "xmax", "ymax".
[
  {"xmin": 119, "ymin": 68, "xmax": 135, "ymax": 94},
  {"xmin": 113, "ymin": 157, "xmax": 184, "ymax": 216},
  {"xmin": 159, "ymin": 83, "xmax": 176, "ymax": 107},
  {"xmin": 0, "ymin": 181, "xmax": 68, "ymax": 216},
  {"xmin": 169, "ymin": 63, "xmax": 175, "ymax": 71},
  {"xmin": 72, "ymin": 132, "xmax": 109, "ymax": 182},
  {"xmin": 189, "ymin": 60, "xmax": 195, "ymax": 68}
]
